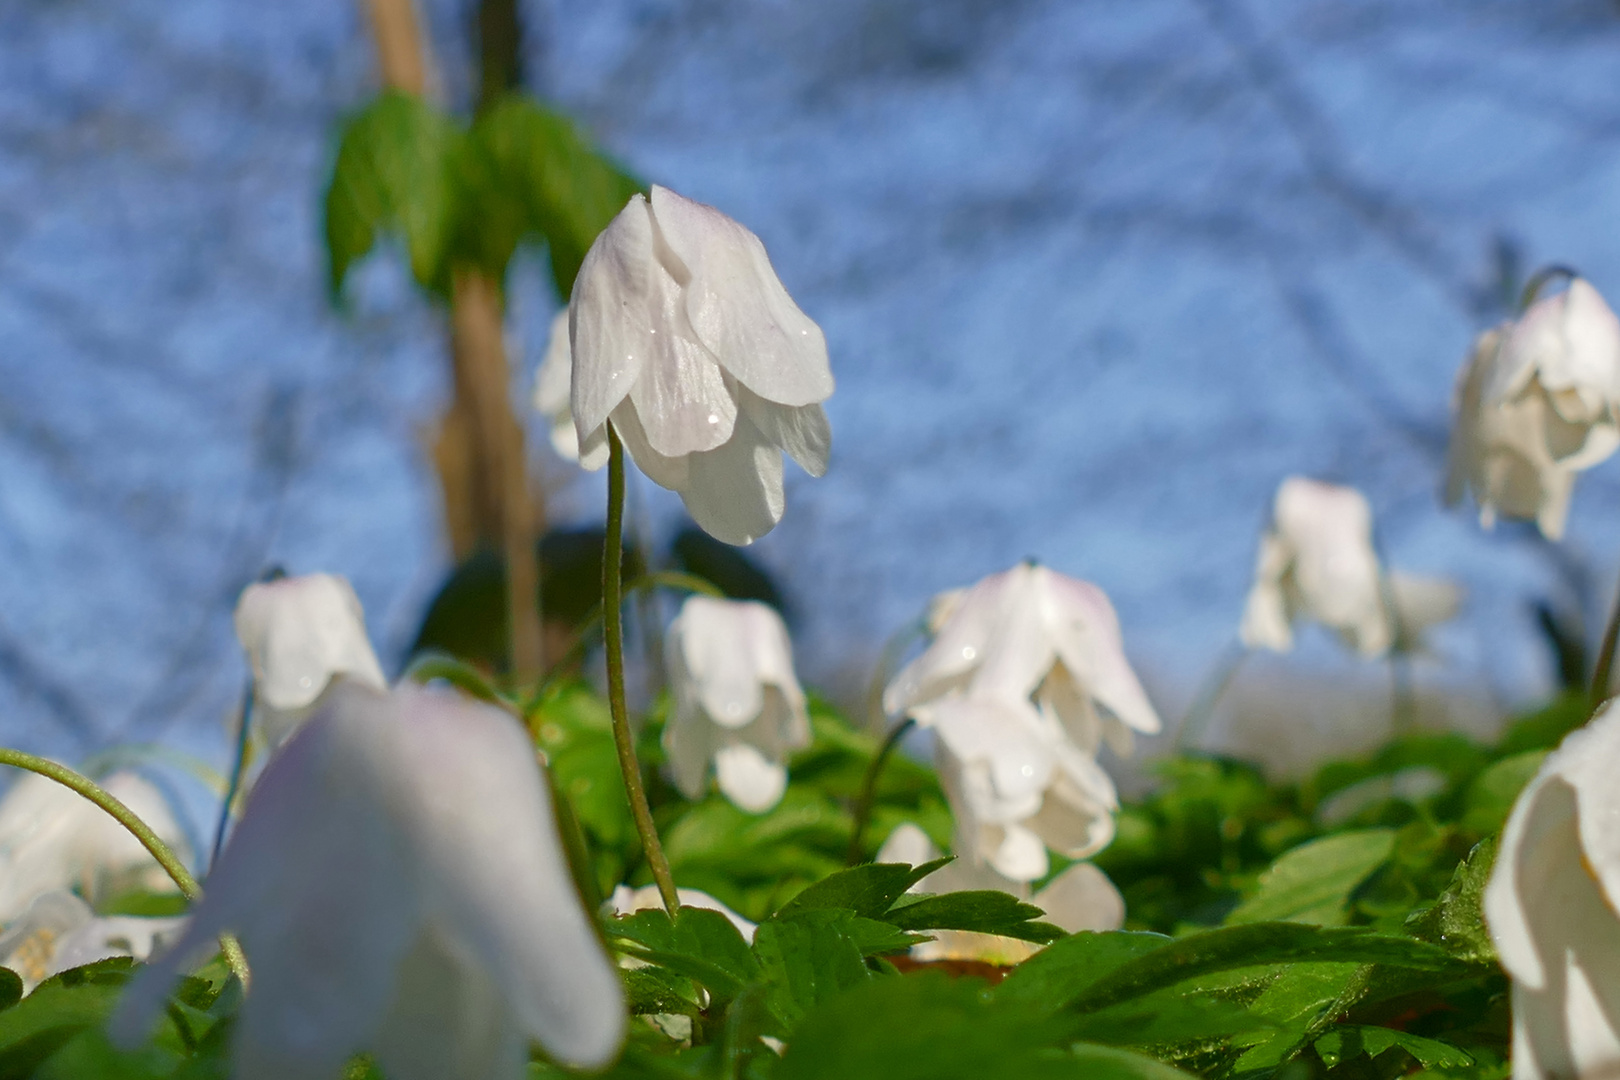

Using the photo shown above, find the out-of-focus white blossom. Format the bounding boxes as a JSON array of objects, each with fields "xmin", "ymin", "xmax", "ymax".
[
  {"xmin": 534, "ymin": 310, "xmax": 580, "ymax": 461},
  {"xmin": 1240, "ymin": 477, "xmax": 1461, "ymax": 658},
  {"xmin": 664, "ymin": 596, "xmax": 810, "ymax": 813},
  {"xmin": 233, "ymin": 573, "xmax": 387, "ymax": 748},
  {"xmin": 0, "ymin": 770, "xmax": 189, "ymax": 924},
  {"xmin": 609, "ymin": 884, "xmax": 757, "ymax": 942},
  {"xmin": 1446, "ymin": 277, "xmax": 1620, "ymax": 540},
  {"xmin": 113, "ymin": 683, "xmax": 625, "ymax": 1079},
  {"xmin": 874, "ymin": 823, "xmax": 1124, "ymax": 964},
  {"xmin": 0, "ymin": 891, "xmax": 184, "ymax": 992},
  {"xmin": 1484, "ymin": 700, "xmax": 1620, "ymax": 1080},
  {"xmin": 885, "ymin": 563, "xmax": 1161, "ymax": 759},
  {"xmin": 569, "ymin": 185, "xmax": 834, "ymax": 545}
]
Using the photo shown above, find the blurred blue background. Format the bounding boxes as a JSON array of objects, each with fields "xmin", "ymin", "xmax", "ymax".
[{"xmin": 1, "ymin": 0, "xmax": 1617, "ymax": 769}]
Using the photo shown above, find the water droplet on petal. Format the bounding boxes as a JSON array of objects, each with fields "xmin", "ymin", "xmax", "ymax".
[
  {"xmin": 298, "ymin": 676, "xmax": 313, "ymax": 689},
  {"xmin": 961, "ymin": 646, "xmax": 976, "ymax": 661},
  {"xmin": 1020, "ymin": 765, "xmax": 1034, "ymax": 778},
  {"xmin": 707, "ymin": 414, "xmax": 719, "ymax": 424}
]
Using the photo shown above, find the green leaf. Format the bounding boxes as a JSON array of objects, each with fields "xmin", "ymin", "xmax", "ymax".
[
  {"xmin": 0, "ymin": 959, "xmax": 143, "ymax": 1080},
  {"xmin": 1226, "ymin": 830, "xmax": 1396, "ymax": 926},
  {"xmin": 1228, "ymin": 961, "xmax": 1366, "ymax": 1072},
  {"xmin": 1065, "ymin": 1043, "xmax": 1206, "ymax": 1080},
  {"xmin": 752, "ymin": 910, "xmax": 873, "ymax": 1029},
  {"xmin": 1067, "ymin": 990, "xmax": 1275, "ymax": 1049},
  {"xmin": 0, "ymin": 972, "xmax": 19, "ymax": 1015},
  {"xmin": 607, "ymin": 908, "xmax": 761, "ymax": 1004},
  {"xmin": 995, "ymin": 931, "xmax": 1171, "ymax": 1012},
  {"xmin": 776, "ymin": 859, "xmax": 951, "ymax": 920},
  {"xmin": 1407, "ymin": 835, "xmax": 1498, "ymax": 965},
  {"xmin": 1064, "ymin": 923, "xmax": 1461, "ymax": 1014},
  {"xmin": 1314, "ymin": 1025, "xmax": 1474, "ymax": 1069},
  {"xmin": 623, "ymin": 967, "xmax": 700, "ymax": 1019},
  {"xmin": 885, "ymin": 891, "xmax": 1064, "ymax": 943},
  {"xmin": 324, "ymin": 92, "xmax": 463, "ymax": 296},
  {"xmin": 1496, "ymin": 692, "xmax": 1588, "ymax": 755},
  {"xmin": 1462, "ymin": 753, "xmax": 1546, "ymax": 837}
]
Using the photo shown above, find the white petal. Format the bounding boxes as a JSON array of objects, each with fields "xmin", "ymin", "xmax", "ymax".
[
  {"xmin": 713, "ymin": 743, "xmax": 789, "ymax": 813},
  {"xmin": 678, "ymin": 409, "xmax": 785, "ymax": 546},
  {"xmin": 534, "ymin": 311, "xmax": 580, "ymax": 462},
  {"xmin": 964, "ymin": 565, "xmax": 1061, "ymax": 706},
  {"xmin": 1387, "ymin": 573, "xmax": 1463, "ymax": 643},
  {"xmin": 673, "ymin": 597, "xmax": 767, "ymax": 728},
  {"xmin": 569, "ymin": 194, "xmax": 655, "ymax": 442},
  {"xmin": 987, "ymin": 823, "xmax": 1048, "ymax": 883},
  {"xmin": 624, "ymin": 335, "xmax": 737, "ymax": 458},
  {"xmin": 611, "ymin": 402, "xmax": 691, "ymax": 491},
  {"xmin": 1239, "ymin": 533, "xmax": 1296, "ymax": 652},
  {"xmin": 234, "ymin": 574, "xmax": 387, "ymax": 715},
  {"xmin": 1271, "ymin": 478, "xmax": 1391, "ymax": 656},
  {"xmin": 47, "ymin": 914, "xmax": 187, "ymax": 978},
  {"xmin": 648, "ymin": 186, "xmax": 833, "ymax": 408},
  {"xmin": 1039, "ymin": 569, "xmax": 1161, "ymax": 736},
  {"xmin": 882, "ymin": 568, "xmax": 1017, "ymax": 715},
  {"xmin": 1032, "ymin": 863, "xmax": 1125, "ymax": 934},
  {"xmin": 738, "ymin": 388, "xmax": 831, "ymax": 477},
  {"xmin": 875, "ymin": 823, "xmax": 940, "ymax": 869},
  {"xmin": 371, "ymin": 931, "xmax": 526, "ymax": 1080},
  {"xmin": 931, "ymin": 699, "xmax": 1053, "ymax": 822}
]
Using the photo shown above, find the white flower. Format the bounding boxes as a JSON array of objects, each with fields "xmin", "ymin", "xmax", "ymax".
[
  {"xmin": 1240, "ymin": 477, "xmax": 1460, "ymax": 658},
  {"xmin": 663, "ymin": 596, "xmax": 811, "ymax": 813},
  {"xmin": 112, "ymin": 683, "xmax": 625, "ymax": 1077},
  {"xmin": 534, "ymin": 310, "xmax": 580, "ymax": 461},
  {"xmin": 608, "ymin": 884, "xmax": 757, "ymax": 943},
  {"xmin": 884, "ymin": 563, "xmax": 1161, "ymax": 759},
  {"xmin": 0, "ymin": 890, "xmax": 184, "ymax": 992},
  {"xmin": 874, "ymin": 823, "xmax": 1125, "ymax": 964},
  {"xmin": 1446, "ymin": 278, "xmax": 1620, "ymax": 540},
  {"xmin": 0, "ymin": 770, "xmax": 189, "ymax": 924},
  {"xmin": 234, "ymin": 573, "xmax": 388, "ymax": 748},
  {"xmin": 1484, "ymin": 700, "xmax": 1620, "ymax": 1080},
  {"xmin": 569, "ymin": 185, "xmax": 834, "ymax": 545}
]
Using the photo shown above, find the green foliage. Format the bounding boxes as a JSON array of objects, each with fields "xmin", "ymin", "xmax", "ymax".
[{"xmin": 324, "ymin": 91, "xmax": 642, "ymax": 302}]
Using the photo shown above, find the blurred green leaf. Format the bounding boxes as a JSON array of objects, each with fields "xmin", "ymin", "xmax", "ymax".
[
  {"xmin": 1227, "ymin": 830, "xmax": 1396, "ymax": 926},
  {"xmin": 1314, "ymin": 1025, "xmax": 1474, "ymax": 1069},
  {"xmin": 776, "ymin": 859, "xmax": 950, "ymax": 920},
  {"xmin": 1461, "ymin": 753, "xmax": 1546, "ymax": 837},
  {"xmin": 885, "ymin": 891, "xmax": 1063, "ymax": 944},
  {"xmin": 995, "ymin": 931, "xmax": 1171, "ymax": 1012}
]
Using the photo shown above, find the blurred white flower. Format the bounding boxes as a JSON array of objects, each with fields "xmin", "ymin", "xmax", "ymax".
[
  {"xmin": 1446, "ymin": 277, "xmax": 1620, "ymax": 540},
  {"xmin": 663, "ymin": 596, "xmax": 811, "ymax": 813},
  {"xmin": 609, "ymin": 884, "xmax": 757, "ymax": 943},
  {"xmin": 569, "ymin": 185, "xmax": 834, "ymax": 545},
  {"xmin": 0, "ymin": 770, "xmax": 189, "ymax": 924},
  {"xmin": 1240, "ymin": 477, "xmax": 1460, "ymax": 658},
  {"xmin": 884, "ymin": 563, "xmax": 1161, "ymax": 759},
  {"xmin": 1484, "ymin": 700, "xmax": 1620, "ymax": 1080},
  {"xmin": 113, "ymin": 683, "xmax": 625, "ymax": 1078},
  {"xmin": 534, "ymin": 309, "xmax": 580, "ymax": 462},
  {"xmin": 0, "ymin": 891, "xmax": 184, "ymax": 992},
  {"xmin": 234, "ymin": 573, "xmax": 388, "ymax": 748},
  {"xmin": 874, "ymin": 823, "xmax": 1124, "ymax": 963}
]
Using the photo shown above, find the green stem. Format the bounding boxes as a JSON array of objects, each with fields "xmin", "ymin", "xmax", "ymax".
[
  {"xmin": 603, "ymin": 426, "xmax": 680, "ymax": 916},
  {"xmin": 1518, "ymin": 264, "xmax": 1578, "ymax": 314},
  {"xmin": 210, "ymin": 679, "xmax": 255, "ymax": 869},
  {"xmin": 846, "ymin": 717, "xmax": 916, "ymax": 865},
  {"xmin": 1591, "ymin": 572, "xmax": 1620, "ymax": 714},
  {"xmin": 0, "ymin": 750, "xmax": 250, "ymax": 987}
]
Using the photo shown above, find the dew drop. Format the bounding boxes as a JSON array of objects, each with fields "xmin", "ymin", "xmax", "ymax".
[{"xmin": 961, "ymin": 646, "xmax": 977, "ymax": 661}]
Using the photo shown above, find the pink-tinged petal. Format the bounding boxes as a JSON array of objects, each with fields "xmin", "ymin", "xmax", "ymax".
[
  {"xmin": 883, "ymin": 569, "xmax": 1018, "ymax": 715},
  {"xmin": 569, "ymin": 195, "xmax": 655, "ymax": 442},
  {"xmin": 648, "ymin": 186, "xmax": 833, "ymax": 407},
  {"xmin": 1039, "ymin": 569, "xmax": 1160, "ymax": 736},
  {"xmin": 678, "ymin": 409, "xmax": 785, "ymax": 546},
  {"xmin": 714, "ymin": 744, "xmax": 789, "ymax": 813},
  {"xmin": 738, "ymin": 387, "xmax": 831, "ymax": 477},
  {"xmin": 1032, "ymin": 863, "xmax": 1125, "ymax": 934}
]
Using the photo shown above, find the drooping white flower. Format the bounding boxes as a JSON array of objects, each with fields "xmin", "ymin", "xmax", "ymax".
[
  {"xmin": 569, "ymin": 185, "xmax": 835, "ymax": 545},
  {"xmin": 0, "ymin": 890, "xmax": 185, "ymax": 992},
  {"xmin": 609, "ymin": 884, "xmax": 757, "ymax": 943},
  {"xmin": 663, "ymin": 596, "xmax": 811, "ymax": 813},
  {"xmin": 1484, "ymin": 700, "xmax": 1620, "ymax": 1080},
  {"xmin": 0, "ymin": 770, "xmax": 189, "ymax": 924},
  {"xmin": 874, "ymin": 823, "xmax": 1124, "ymax": 963},
  {"xmin": 112, "ymin": 683, "xmax": 625, "ymax": 1078},
  {"xmin": 885, "ymin": 563, "xmax": 1161, "ymax": 760},
  {"xmin": 1240, "ymin": 477, "xmax": 1461, "ymax": 658},
  {"xmin": 534, "ymin": 310, "xmax": 580, "ymax": 462},
  {"xmin": 234, "ymin": 573, "xmax": 388, "ymax": 748},
  {"xmin": 1446, "ymin": 278, "xmax": 1620, "ymax": 540}
]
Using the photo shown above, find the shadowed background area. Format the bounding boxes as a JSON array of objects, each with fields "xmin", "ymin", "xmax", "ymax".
[{"xmin": 0, "ymin": 0, "xmax": 1617, "ymax": 765}]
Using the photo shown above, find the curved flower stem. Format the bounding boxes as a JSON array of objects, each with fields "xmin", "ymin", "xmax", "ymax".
[
  {"xmin": 1590, "ymin": 572, "xmax": 1620, "ymax": 714},
  {"xmin": 210, "ymin": 678, "xmax": 255, "ymax": 869},
  {"xmin": 845, "ymin": 717, "xmax": 917, "ymax": 865},
  {"xmin": 0, "ymin": 749, "xmax": 250, "ymax": 987},
  {"xmin": 603, "ymin": 426, "xmax": 680, "ymax": 916},
  {"xmin": 1175, "ymin": 641, "xmax": 1248, "ymax": 753},
  {"xmin": 1518, "ymin": 264, "xmax": 1578, "ymax": 314}
]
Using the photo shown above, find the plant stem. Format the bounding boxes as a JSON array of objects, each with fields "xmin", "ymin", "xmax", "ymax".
[
  {"xmin": 0, "ymin": 749, "xmax": 250, "ymax": 987},
  {"xmin": 210, "ymin": 679, "xmax": 255, "ymax": 869},
  {"xmin": 846, "ymin": 717, "xmax": 916, "ymax": 865},
  {"xmin": 1591, "ymin": 572, "xmax": 1620, "ymax": 714},
  {"xmin": 603, "ymin": 425, "xmax": 680, "ymax": 916}
]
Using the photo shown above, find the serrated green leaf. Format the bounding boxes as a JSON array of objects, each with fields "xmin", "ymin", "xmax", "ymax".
[
  {"xmin": 1228, "ymin": 961, "xmax": 1366, "ymax": 1072},
  {"xmin": 607, "ymin": 908, "xmax": 761, "ymax": 1004},
  {"xmin": 1065, "ymin": 923, "xmax": 1460, "ymax": 1014},
  {"xmin": 623, "ymin": 967, "xmax": 700, "ymax": 1018},
  {"xmin": 776, "ymin": 859, "xmax": 950, "ymax": 920},
  {"xmin": 324, "ymin": 92, "xmax": 463, "ymax": 295},
  {"xmin": 995, "ymin": 931, "xmax": 1171, "ymax": 1012},
  {"xmin": 1314, "ymin": 1025, "xmax": 1474, "ymax": 1069},
  {"xmin": 885, "ymin": 890, "xmax": 1063, "ymax": 943},
  {"xmin": 752, "ymin": 910, "xmax": 872, "ymax": 1029},
  {"xmin": 1227, "ymin": 830, "xmax": 1396, "ymax": 926},
  {"xmin": 1067, "ymin": 990, "xmax": 1275, "ymax": 1049},
  {"xmin": 0, "ymin": 959, "xmax": 145, "ymax": 1080},
  {"xmin": 1407, "ymin": 835, "xmax": 1498, "ymax": 964}
]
